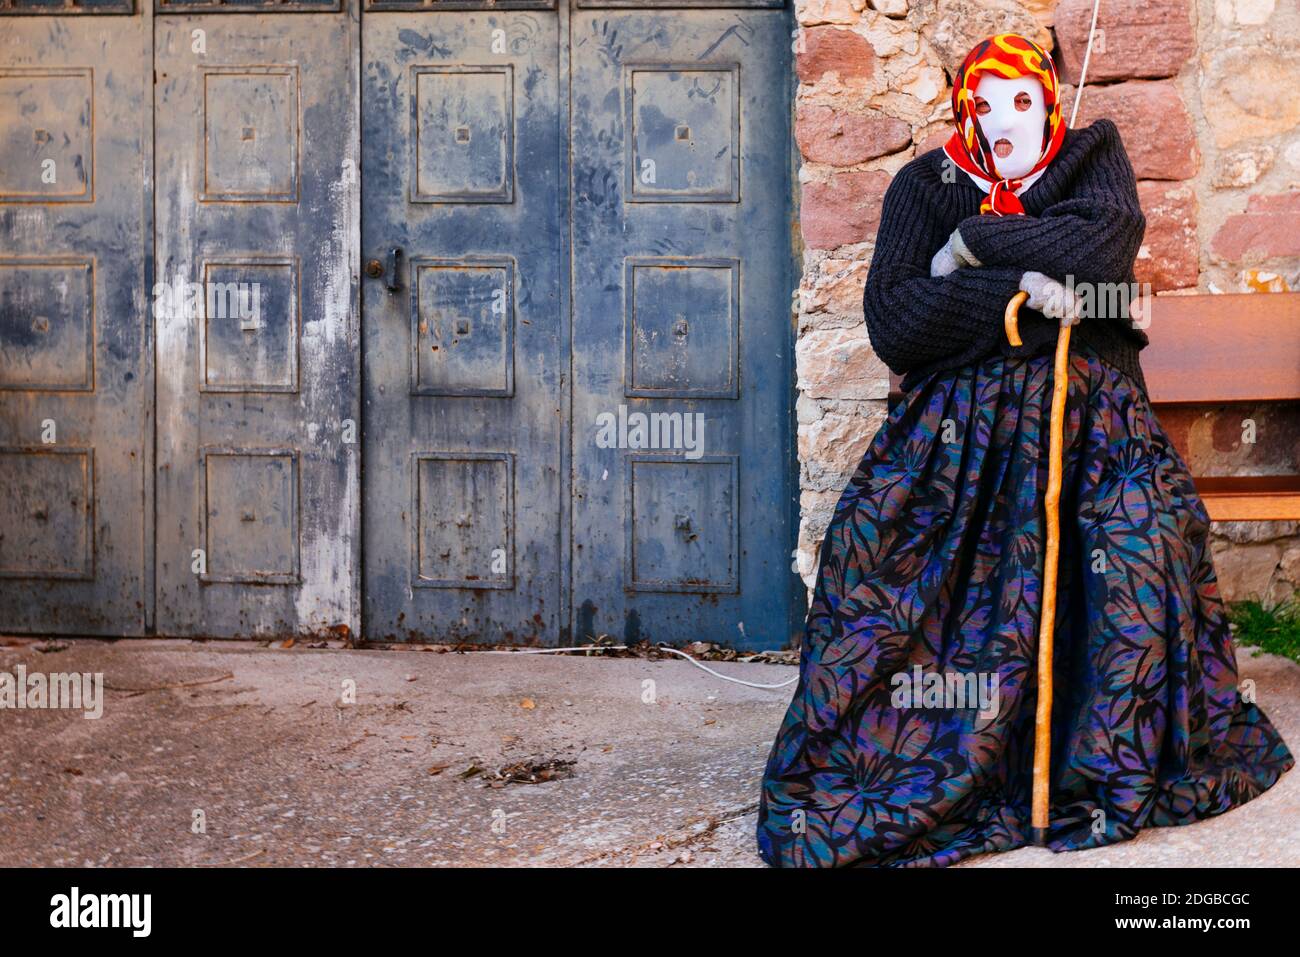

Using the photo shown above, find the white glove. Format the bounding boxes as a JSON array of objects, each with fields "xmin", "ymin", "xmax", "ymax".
[
  {"xmin": 930, "ymin": 228, "xmax": 981, "ymax": 278},
  {"xmin": 1019, "ymin": 270, "xmax": 1082, "ymax": 327},
  {"xmin": 930, "ymin": 237, "xmax": 959, "ymax": 277}
]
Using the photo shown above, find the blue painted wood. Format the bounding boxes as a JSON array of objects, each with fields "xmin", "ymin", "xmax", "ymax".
[
  {"xmin": 367, "ymin": 1, "xmax": 554, "ymax": 9},
  {"xmin": 0, "ymin": 15, "xmax": 150, "ymax": 635},
  {"xmin": 360, "ymin": 3, "xmax": 797, "ymax": 647},
  {"xmin": 362, "ymin": 10, "xmax": 566, "ymax": 642},
  {"xmin": 156, "ymin": 0, "xmax": 340, "ymax": 11},
  {"xmin": 570, "ymin": 6, "xmax": 801, "ymax": 651},
  {"xmin": 153, "ymin": 11, "xmax": 361, "ymax": 638},
  {"xmin": 0, "ymin": 1, "xmax": 797, "ymax": 648},
  {"xmin": 1, "ymin": 0, "xmax": 135, "ymax": 13}
]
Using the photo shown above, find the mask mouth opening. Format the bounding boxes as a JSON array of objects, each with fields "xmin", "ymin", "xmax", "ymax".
[{"xmin": 993, "ymin": 138, "xmax": 1014, "ymax": 159}]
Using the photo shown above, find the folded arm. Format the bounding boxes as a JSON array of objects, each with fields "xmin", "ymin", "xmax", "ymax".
[
  {"xmin": 953, "ymin": 120, "xmax": 1146, "ymax": 287},
  {"xmin": 862, "ymin": 167, "xmax": 1026, "ymax": 375}
]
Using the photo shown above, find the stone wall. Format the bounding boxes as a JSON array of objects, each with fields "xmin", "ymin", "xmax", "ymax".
[{"xmin": 791, "ymin": 0, "xmax": 1300, "ymax": 602}]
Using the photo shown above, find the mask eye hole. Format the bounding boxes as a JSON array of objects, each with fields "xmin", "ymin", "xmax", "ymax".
[
  {"xmin": 1014, "ymin": 91, "xmax": 1034, "ymax": 111},
  {"xmin": 974, "ymin": 96, "xmax": 990, "ymax": 116}
]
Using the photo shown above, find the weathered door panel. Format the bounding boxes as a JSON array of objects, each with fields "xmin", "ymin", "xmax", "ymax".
[
  {"xmin": 153, "ymin": 10, "xmax": 360, "ymax": 638},
  {"xmin": 361, "ymin": 10, "xmax": 564, "ymax": 642},
  {"xmin": 570, "ymin": 7, "xmax": 799, "ymax": 650},
  {"xmin": 0, "ymin": 10, "xmax": 150, "ymax": 635}
]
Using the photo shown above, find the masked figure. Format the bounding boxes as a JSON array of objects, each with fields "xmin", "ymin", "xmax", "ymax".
[{"xmin": 756, "ymin": 33, "xmax": 1293, "ymax": 868}]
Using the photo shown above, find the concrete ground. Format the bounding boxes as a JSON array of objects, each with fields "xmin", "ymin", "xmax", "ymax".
[{"xmin": 0, "ymin": 637, "xmax": 1296, "ymax": 868}]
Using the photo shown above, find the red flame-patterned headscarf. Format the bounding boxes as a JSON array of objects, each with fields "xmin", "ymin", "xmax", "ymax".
[{"xmin": 943, "ymin": 33, "xmax": 1066, "ymax": 216}]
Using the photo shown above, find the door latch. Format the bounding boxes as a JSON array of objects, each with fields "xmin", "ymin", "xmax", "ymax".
[{"xmin": 365, "ymin": 247, "xmax": 404, "ymax": 294}]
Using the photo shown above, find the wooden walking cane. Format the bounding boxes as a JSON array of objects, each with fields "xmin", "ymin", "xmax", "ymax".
[
  {"xmin": 1004, "ymin": 291, "xmax": 1071, "ymax": 847},
  {"xmin": 998, "ymin": 0, "xmax": 1100, "ymax": 848}
]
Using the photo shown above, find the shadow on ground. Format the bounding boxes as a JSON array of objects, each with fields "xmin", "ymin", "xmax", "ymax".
[{"xmin": 1, "ymin": 639, "xmax": 1296, "ymax": 867}]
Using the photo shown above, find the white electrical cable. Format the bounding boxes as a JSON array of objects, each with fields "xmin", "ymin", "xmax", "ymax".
[
  {"xmin": 1068, "ymin": 0, "xmax": 1102, "ymax": 130},
  {"xmin": 470, "ymin": 643, "xmax": 799, "ymax": 690},
  {"xmin": 653, "ymin": 646, "xmax": 800, "ymax": 690},
  {"xmin": 474, "ymin": 645, "xmax": 630, "ymax": 655}
]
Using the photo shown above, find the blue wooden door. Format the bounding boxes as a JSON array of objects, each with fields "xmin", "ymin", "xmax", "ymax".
[
  {"xmin": 361, "ymin": 5, "xmax": 565, "ymax": 642},
  {"xmin": 362, "ymin": 1, "xmax": 798, "ymax": 646},
  {"xmin": 569, "ymin": 4, "xmax": 800, "ymax": 650},
  {"xmin": 153, "ymin": 2, "xmax": 361, "ymax": 638},
  {"xmin": 0, "ymin": 0, "xmax": 796, "ymax": 645},
  {"xmin": 0, "ymin": 4, "xmax": 151, "ymax": 635}
]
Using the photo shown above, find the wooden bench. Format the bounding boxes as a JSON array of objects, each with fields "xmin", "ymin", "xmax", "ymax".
[{"xmin": 888, "ymin": 292, "xmax": 1300, "ymax": 521}]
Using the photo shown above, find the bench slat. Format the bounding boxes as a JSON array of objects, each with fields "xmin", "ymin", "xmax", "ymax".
[
  {"xmin": 884, "ymin": 292, "xmax": 1300, "ymax": 403},
  {"xmin": 1197, "ymin": 476, "xmax": 1300, "ymax": 521},
  {"xmin": 1204, "ymin": 494, "xmax": 1300, "ymax": 521},
  {"xmin": 1142, "ymin": 292, "xmax": 1300, "ymax": 404}
]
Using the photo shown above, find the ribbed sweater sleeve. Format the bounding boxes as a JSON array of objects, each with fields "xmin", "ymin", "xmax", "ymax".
[
  {"xmin": 861, "ymin": 160, "xmax": 1025, "ymax": 376},
  {"xmin": 954, "ymin": 119, "xmax": 1145, "ymax": 288}
]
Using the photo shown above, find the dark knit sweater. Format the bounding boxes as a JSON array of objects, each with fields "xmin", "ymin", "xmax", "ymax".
[{"xmin": 862, "ymin": 118, "xmax": 1150, "ymax": 393}]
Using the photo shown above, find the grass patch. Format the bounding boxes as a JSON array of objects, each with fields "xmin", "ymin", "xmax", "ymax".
[{"xmin": 1228, "ymin": 595, "xmax": 1300, "ymax": 664}]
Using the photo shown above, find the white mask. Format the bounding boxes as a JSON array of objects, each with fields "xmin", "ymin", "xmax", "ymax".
[{"xmin": 971, "ymin": 74, "xmax": 1048, "ymax": 180}]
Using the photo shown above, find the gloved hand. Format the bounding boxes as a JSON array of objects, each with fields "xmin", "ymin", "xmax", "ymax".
[
  {"xmin": 930, "ymin": 239, "xmax": 958, "ymax": 278},
  {"xmin": 929, "ymin": 228, "xmax": 980, "ymax": 277},
  {"xmin": 1019, "ymin": 270, "xmax": 1082, "ymax": 327}
]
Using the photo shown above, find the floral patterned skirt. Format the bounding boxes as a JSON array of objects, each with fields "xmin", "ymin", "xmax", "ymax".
[{"xmin": 757, "ymin": 345, "xmax": 1294, "ymax": 868}]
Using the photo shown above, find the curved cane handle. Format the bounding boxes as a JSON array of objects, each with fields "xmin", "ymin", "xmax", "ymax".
[{"xmin": 1004, "ymin": 290, "xmax": 1028, "ymax": 347}]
